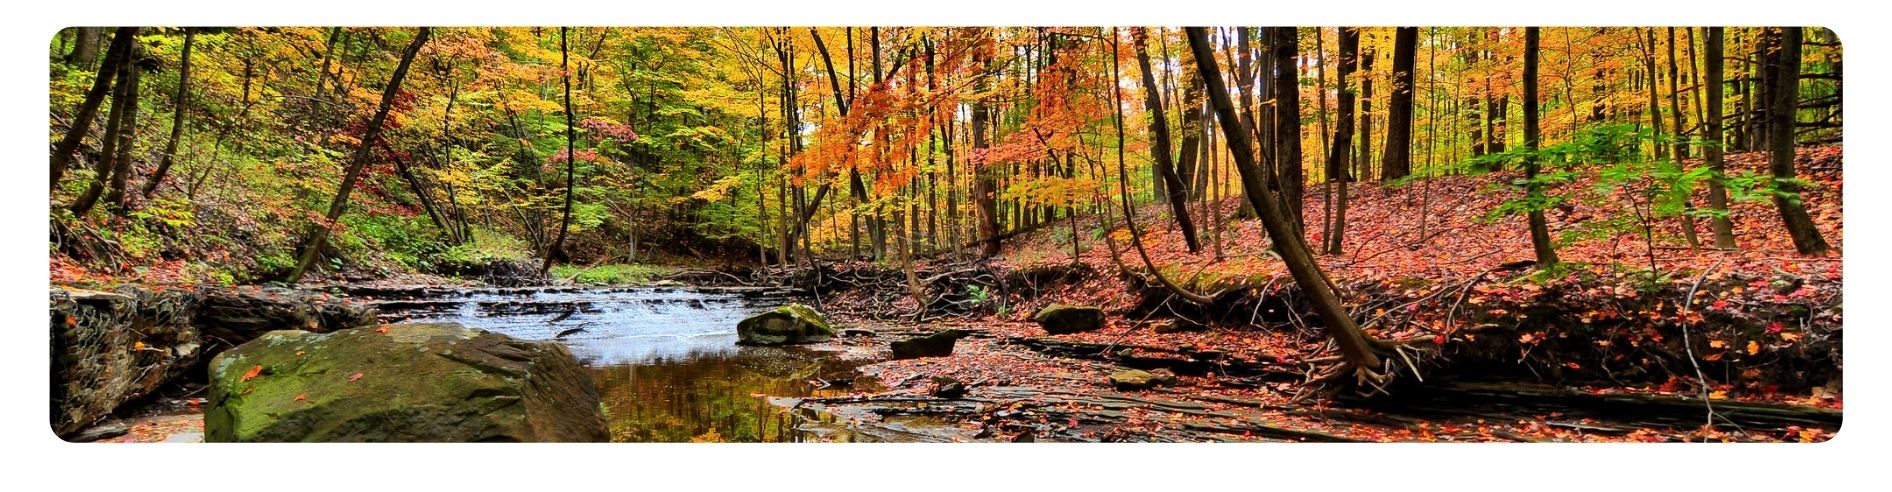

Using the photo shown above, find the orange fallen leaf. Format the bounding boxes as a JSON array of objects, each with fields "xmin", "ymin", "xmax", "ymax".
[
  {"xmin": 295, "ymin": 393, "xmax": 308, "ymax": 402},
  {"xmin": 1746, "ymin": 340, "xmax": 1760, "ymax": 356},
  {"xmin": 241, "ymin": 365, "xmax": 264, "ymax": 382},
  {"xmin": 375, "ymin": 325, "xmax": 390, "ymax": 334}
]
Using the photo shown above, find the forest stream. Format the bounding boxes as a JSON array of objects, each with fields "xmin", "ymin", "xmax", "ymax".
[{"xmin": 351, "ymin": 285, "xmax": 952, "ymax": 442}]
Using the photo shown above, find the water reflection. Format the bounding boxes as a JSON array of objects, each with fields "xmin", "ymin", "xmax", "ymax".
[{"xmin": 365, "ymin": 287, "xmax": 886, "ymax": 442}]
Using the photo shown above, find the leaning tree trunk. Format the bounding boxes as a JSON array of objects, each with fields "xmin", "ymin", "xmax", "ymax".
[
  {"xmin": 67, "ymin": 40, "xmax": 135, "ymax": 216},
  {"xmin": 1522, "ymin": 27, "xmax": 1560, "ymax": 266},
  {"xmin": 143, "ymin": 27, "xmax": 195, "ymax": 198},
  {"xmin": 1132, "ymin": 28, "xmax": 1202, "ymax": 253},
  {"xmin": 287, "ymin": 27, "xmax": 430, "ymax": 283},
  {"xmin": 101, "ymin": 45, "xmax": 145, "ymax": 217},
  {"xmin": 1764, "ymin": 27, "xmax": 1831, "ymax": 256},
  {"xmin": 51, "ymin": 26, "xmax": 136, "ymax": 192},
  {"xmin": 1186, "ymin": 27, "xmax": 1385, "ymax": 382}
]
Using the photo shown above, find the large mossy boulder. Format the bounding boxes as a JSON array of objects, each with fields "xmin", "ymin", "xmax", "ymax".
[
  {"xmin": 736, "ymin": 303, "xmax": 835, "ymax": 345},
  {"xmin": 1033, "ymin": 304, "xmax": 1105, "ymax": 335},
  {"xmin": 205, "ymin": 323, "xmax": 607, "ymax": 442},
  {"xmin": 890, "ymin": 330, "xmax": 962, "ymax": 359}
]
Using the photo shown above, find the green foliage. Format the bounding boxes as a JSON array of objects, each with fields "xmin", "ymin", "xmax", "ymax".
[
  {"xmin": 340, "ymin": 213, "xmax": 446, "ymax": 270},
  {"xmin": 966, "ymin": 284, "xmax": 990, "ymax": 306},
  {"xmin": 553, "ymin": 263, "xmax": 680, "ymax": 285},
  {"xmin": 434, "ymin": 227, "xmax": 532, "ymax": 270}
]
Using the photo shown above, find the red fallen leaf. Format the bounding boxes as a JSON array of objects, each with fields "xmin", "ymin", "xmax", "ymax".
[
  {"xmin": 1766, "ymin": 322, "xmax": 1784, "ymax": 334},
  {"xmin": 375, "ymin": 325, "xmax": 390, "ymax": 334},
  {"xmin": 348, "ymin": 372, "xmax": 365, "ymax": 382},
  {"xmin": 1433, "ymin": 335, "xmax": 1447, "ymax": 346},
  {"xmin": 1565, "ymin": 362, "xmax": 1582, "ymax": 370},
  {"xmin": 241, "ymin": 365, "xmax": 264, "ymax": 382},
  {"xmin": 1710, "ymin": 299, "xmax": 1729, "ymax": 311}
]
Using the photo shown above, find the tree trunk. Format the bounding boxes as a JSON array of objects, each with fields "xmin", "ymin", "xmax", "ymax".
[
  {"xmin": 1132, "ymin": 28, "xmax": 1202, "ymax": 253},
  {"xmin": 973, "ymin": 31, "xmax": 1002, "ymax": 259},
  {"xmin": 65, "ymin": 27, "xmax": 100, "ymax": 66},
  {"xmin": 1324, "ymin": 28, "xmax": 1359, "ymax": 255},
  {"xmin": 1764, "ymin": 27, "xmax": 1830, "ymax": 256},
  {"xmin": 1522, "ymin": 28, "xmax": 1560, "ymax": 266},
  {"xmin": 143, "ymin": 27, "xmax": 195, "ymax": 198},
  {"xmin": 1175, "ymin": 52, "xmax": 1206, "ymax": 200},
  {"xmin": 1704, "ymin": 27, "xmax": 1737, "ymax": 250},
  {"xmin": 1271, "ymin": 27, "xmax": 1306, "ymax": 232},
  {"xmin": 1666, "ymin": 27, "xmax": 1703, "ymax": 251},
  {"xmin": 1381, "ymin": 27, "xmax": 1418, "ymax": 181},
  {"xmin": 68, "ymin": 38, "xmax": 136, "ymax": 216},
  {"xmin": 51, "ymin": 26, "xmax": 135, "ymax": 191},
  {"xmin": 540, "ymin": 27, "xmax": 578, "ymax": 275},
  {"xmin": 1357, "ymin": 43, "xmax": 1375, "ymax": 183},
  {"xmin": 287, "ymin": 27, "xmax": 430, "ymax": 283},
  {"xmin": 1186, "ymin": 27, "xmax": 1383, "ymax": 380}
]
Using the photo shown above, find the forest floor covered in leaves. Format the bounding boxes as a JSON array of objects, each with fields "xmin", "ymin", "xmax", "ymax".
[{"xmin": 804, "ymin": 146, "xmax": 1842, "ymax": 442}]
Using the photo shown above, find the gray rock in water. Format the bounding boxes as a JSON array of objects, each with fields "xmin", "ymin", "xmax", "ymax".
[
  {"xmin": 1032, "ymin": 304, "xmax": 1105, "ymax": 335},
  {"xmin": 736, "ymin": 304, "xmax": 835, "ymax": 345},
  {"xmin": 205, "ymin": 323, "xmax": 608, "ymax": 442},
  {"xmin": 890, "ymin": 330, "xmax": 962, "ymax": 360}
]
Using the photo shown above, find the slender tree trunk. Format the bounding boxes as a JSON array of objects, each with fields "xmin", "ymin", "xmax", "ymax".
[
  {"xmin": 1357, "ymin": 43, "xmax": 1375, "ymax": 183},
  {"xmin": 973, "ymin": 30, "xmax": 1002, "ymax": 258},
  {"xmin": 143, "ymin": 28, "xmax": 195, "ymax": 198},
  {"xmin": 1704, "ymin": 27, "xmax": 1737, "ymax": 250},
  {"xmin": 1642, "ymin": 28, "xmax": 1666, "ymax": 161},
  {"xmin": 314, "ymin": 27, "xmax": 341, "ymax": 100},
  {"xmin": 69, "ymin": 40, "xmax": 135, "ymax": 216},
  {"xmin": 1764, "ymin": 27, "xmax": 1830, "ymax": 256},
  {"xmin": 540, "ymin": 27, "xmax": 579, "ymax": 275},
  {"xmin": 1522, "ymin": 28, "xmax": 1560, "ymax": 266},
  {"xmin": 1175, "ymin": 51, "xmax": 1206, "ymax": 200},
  {"xmin": 1271, "ymin": 27, "xmax": 1305, "ymax": 232},
  {"xmin": 100, "ymin": 44, "xmax": 145, "ymax": 217},
  {"xmin": 287, "ymin": 27, "xmax": 430, "ymax": 283},
  {"xmin": 1132, "ymin": 28, "xmax": 1202, "ymax": 253},
  {"xmin": 1186, "ymin": 27, "xmax": 1383, "ymax": 378},
  {"xmin": 1381, "ymin": 27, "xmax": 1418, "ymax": 181},
  {"xmin": 51, "ymin": 27, "xmax": 136, "ymax": 191},
  {"xmin": 1666, "ymin": 27, "xmax": 1703, "ymax": 251},
  {"xmin": 1324, "ymin": 28, "xmax": 1360, "ymax": 255}
]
